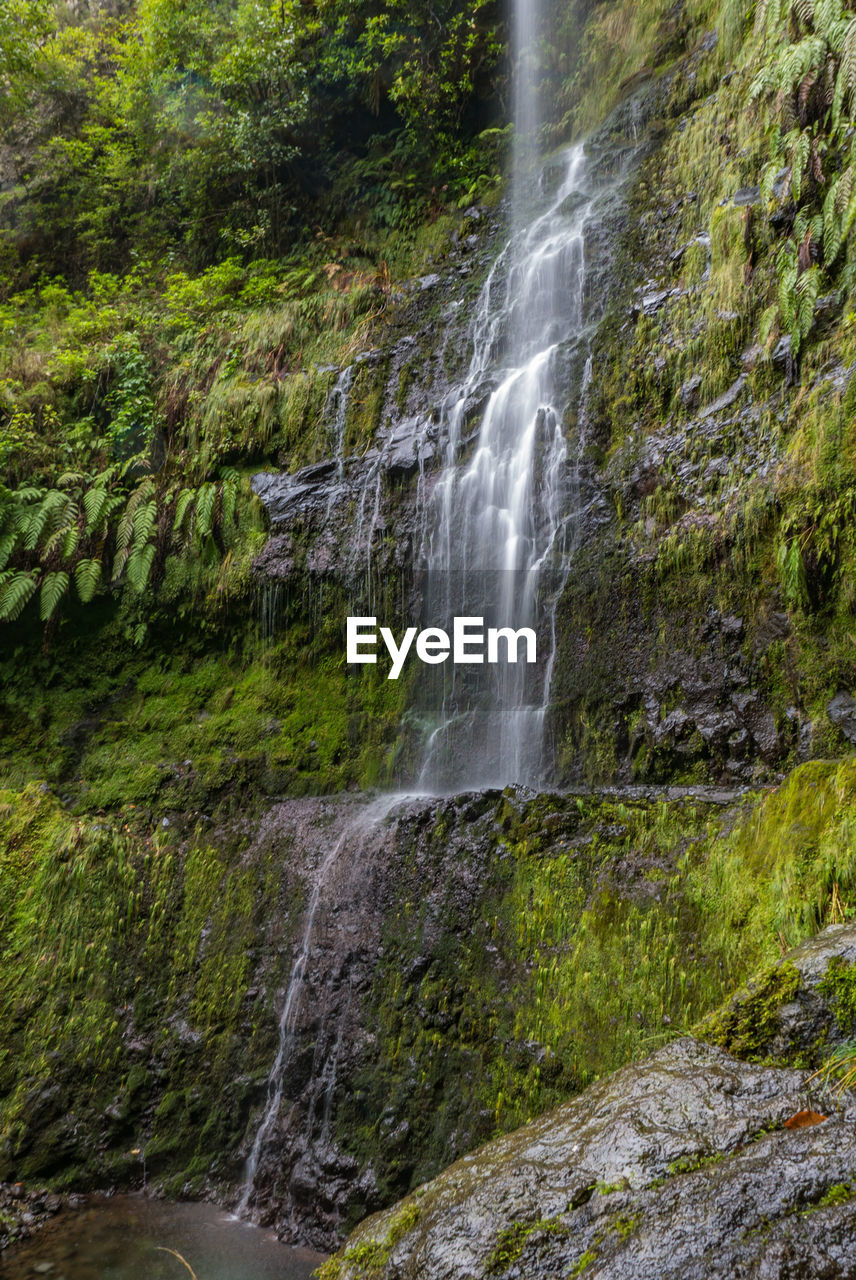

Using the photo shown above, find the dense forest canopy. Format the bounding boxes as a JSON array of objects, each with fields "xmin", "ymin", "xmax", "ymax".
[{"xmin": 0, "ymin": 0, "xmax": 507, "ymax": 276}]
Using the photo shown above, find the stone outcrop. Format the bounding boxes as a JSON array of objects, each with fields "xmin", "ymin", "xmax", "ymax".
[{"xmin": 324, "ymin": 1037, "xmax": 856, "ymax": 1280}]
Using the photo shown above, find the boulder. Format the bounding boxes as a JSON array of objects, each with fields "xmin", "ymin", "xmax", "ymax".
[{"xmin": 325, "ymin": 1036, "xmax": 856, "ymax": 1280}]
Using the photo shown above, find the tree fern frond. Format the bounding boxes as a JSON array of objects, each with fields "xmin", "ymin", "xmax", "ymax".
[
  {"xmin": 83, "ymin": 486, "xmax": 110, "ymax": 533},
  {"xmin": 126, "ymin": 542, "xmax": 156, "ymax": 593},
  {"xmin": 62, "ymin": 523, "xmax": 81, "ymax": 561},
  {"xmin": 132, "ymin": 499, "xmax": 158, "ymax": 549},
  {"xmin": 22, "ymin": 503, "xmax": 50, "ymax": 551},
  {"xmin": 221, "ymin": 477, "xmax": 237, "ymax": 528},
  {"xmin": 791, "ymin": 129, "xmax": 812, "ymax": 199},
  {"xmin": 173, "ymin": 488, "xmax": 195, "ymax": 533},
  {"xmin": 74, "ymin": 558, "xmax": 102, "ymax": 604},
  {"xmin": 824, "ymin": 178, "xmax": 843, "ymax": 258},
  {"xmin": 757, "ymin": 0, "xmax": 785, "ymax": 36},
  {"xmin": 833, "ymin": 15, "xmax": 856, "ymax": 124},
  {"xmin": 195, "ymin": 483, "xmax": 217, "ymax": 539},
  {"xmin": 0, "ymin": 571, "xmax": 38, "ymax": 621},
  {"xmin": 792, "ymin": 0, "xmax": 816, "ymax": 28},
  {"xmin": 123, "ymin": 478, "xmax": 155, "ymax": 520},
  {"xmin": 40, "ymin": 571, "xmax": 69, "ymax": 621},
  {"xmin": 0, "ymin": 533, "xmax": 18, "ymax": 571},
  {"xmin": 840, "ymin": 186, "xmax": 856, "ymax": 238},
  {"xmin": 92, "ymin": 465, "xmax": 118, "ymax": 489},
  {"xmin": 13, "ymin": 487, "xmax": 45, "ymax": 504},
  {"xmin": 112, "ymin": 544, "xmax": 130, "ymax": 582}
]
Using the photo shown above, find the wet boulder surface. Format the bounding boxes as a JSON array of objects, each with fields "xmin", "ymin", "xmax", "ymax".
[
  {"xmin": 326, "ymin": 1037, "xmax": 856, "ymax": 1280},
  {"xmin": 699, "ymin": 923, "xmax": 856, "ymax": 1067}
]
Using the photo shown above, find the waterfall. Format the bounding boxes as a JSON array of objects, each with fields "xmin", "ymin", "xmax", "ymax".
[
  {"xmin": 238, "ymin": 0, "xmax": 621, "ymax": 1237},
  {"xmin": 415, "ymin": 2, "xmax": 595, "ymax": 789},
  {"xmin": 236, "ymin": 793, "xmax": 407, "ymax": 1223}
]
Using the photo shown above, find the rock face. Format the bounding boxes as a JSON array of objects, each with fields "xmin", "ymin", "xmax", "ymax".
[
  {"xmin": 248, "ymin": 89, "xmax": 653, "ymax": 691},
  {"xmin": 700, "ymin": 922, "xmax": 856, "ymax": 1065},
  {"xmin": 325, "ymin": 1038, "xmax": 856, "ymax": 1280}
]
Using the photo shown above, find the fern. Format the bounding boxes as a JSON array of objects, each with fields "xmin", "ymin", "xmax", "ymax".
[
  {"xmin": 221, "ymin": 479, "xmax": 237, "ymax": 529},
  {"xmin": 833, "ymin": 15, "xmax": 856, "ymax": 122},
  {"xmin": 83, "ymin": 486, "xmax": 110, "ymax": 533},
  {"xmin": 39, "ymin": 571, "xmax": 70, "ymax": 621},
  {"xmin": 126, "ymin": 542, "xmax": 156, "ymax": 593},
  {"xmin": 0, "ymin": 534, "xmax": 18, "ymax": 571},
  {"xmin": 74, "ymin": 558, "xmax": 102, "ymax": 603},
  {"xmin": 0, "ymin": 571, "xmax": 38, "ymax": 621},
  {"xmin": 777, "ymin": 538, "xmax": 809, "ymax": 606},
  {"xmin": 195, "ymin": 482, "xmax": 218, "ymax": 539},
  {"xmin": 173, "ymin": 488, "xmax": 195, "ymax": 533},
  {"xmin": 61, "ymin": 523, "xmax": 81, "ymax": 561},
  {"xmin": 132, "ymin": 499, "xmax": 158, "ymax": 548}
]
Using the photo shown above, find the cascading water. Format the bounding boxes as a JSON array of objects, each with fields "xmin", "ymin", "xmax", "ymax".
[
  {"xmin": 411, "ymin": 0, "xmax": 604, "ymax": 791},
  {"xmin": 238, "ymin": 0, "xmax": 618, "ymax": 1239},
  {"xmin": 236, "ymin": 793, "xmax": 407, "ymax": 1224},
  {"xmin": 416, "ymin": 167, "xmax": 595, "ymax": 788}
]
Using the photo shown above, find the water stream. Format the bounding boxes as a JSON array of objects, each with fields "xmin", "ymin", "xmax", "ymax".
[
  {"xmin": 236, "ymin": 793, "xmax": 408, "ymax": 1221},
  {"xmin": 236, "ymin": 0, "xmax": 600, "ymax": 1236},
  {"xmin": 415, "ymin": 143, "xmax": 595, "ymax": 790}
]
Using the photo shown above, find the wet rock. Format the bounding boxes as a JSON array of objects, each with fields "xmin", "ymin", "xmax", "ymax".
[
  {"xmin": 678, "ymin": 373, "xmax": 702, "ymax": 409},
  {"xmin": 732, "ymin": 184, "xmax": 761, "ymax": 206},
  {"xmin": 699, "ymin": 923, "xmax": 856, "ymax": 1065},
  {"xmin": 827, "ymin": 691, "xmax": 856, "ymax": 744},
  {"xmin": 655, "ymin": 708, "xmax": 691, "ymax": 743},
  {"xmin": 695, "ymin": 710, "xmax": 738, "ymax": 746},
  {"xmin": 330, "ymin": 1038, "xmax": 855, "ymax": 1280},
  {"xmin": 0, "ymin": 1183, "xmax": 81, "ymax": 1251},
  {"xmin": 741, "ymin": 342, "xmax": 763, "ymax": 370},
  {"xmin": 634, "ymin": 287, "xmax": 674, "ymax": 318},
  {"xmin": 699, "ymin": 373, "xmax": 746, "ymax": 418},
  {"xmin": 772, "ymin": 334, "xmax": 793, "ymax": 369}
]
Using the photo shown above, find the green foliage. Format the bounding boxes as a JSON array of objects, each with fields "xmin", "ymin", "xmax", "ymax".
[
  {"xmin": 1, "ymin": 0, "xmax": 502, "ymax": 272},
  {"xmin": 811, "ymin": 1039, "xmax": 856, "ymax": 1093},
  {"xmin": 315, "ymin": 1200, "xmax": 421, "ymax": 1280},
  {"xmin": 0, "ymin": 455, "xmax": 244, "ymax": 627},
  {"xmin": 0, "ymin": 784, "xmax": 288, "ymax": 1191},
  {"xmin": 751, "ymin": 0, "xmax": 856, "ymax": 352},
  {"xmin": 817, "ymin": 956, "xmax": 856, "ymax": 1033},
  {"xmin": 698, "ymin": 961, "xmax": 801, "ymax": 1060}
]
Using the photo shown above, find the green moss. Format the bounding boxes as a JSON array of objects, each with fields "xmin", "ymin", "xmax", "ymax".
[
  {"xmin": 811, "ymin": 1182, "xmax": 855, "ymax": 1210},
  {"xmin": 317, "ymin": 1200, "xmax": 421, "ymax": 1280},
  {"xmin": 0, "ymin": 786, "xmax": 289, "ymax": 1189},
  {"xmin": 485, "ymin": 1216, "xmax": 568, "ymax": 1275},
  {"xmin": 569, "ymin": 1249, "xmax": 598, "ymax": 1277},
  {"xmin": 334, "ymin": 761, "xmax": 856, "ymax": 1210},
  {"xmin": 696, "ymin": 961, "xmax": 801, "ymax": 1062},
  {"xmin": 612, "ymin": 1212, "xmax": 641, "ymax": 1240},
  {"xmin": 817, "ymin": 958, "xmax": 856, "ymax": 1037}
]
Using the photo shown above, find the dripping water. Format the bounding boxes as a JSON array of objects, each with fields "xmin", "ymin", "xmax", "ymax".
[{"xmin": 236, "ymin": 793, "xmax": 407, "ymax": 1221}]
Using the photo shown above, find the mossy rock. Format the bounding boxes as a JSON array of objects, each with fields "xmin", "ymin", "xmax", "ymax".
[{"xmin": 697, "ymin": 923, "xmax": 856, "ymax": 1068}]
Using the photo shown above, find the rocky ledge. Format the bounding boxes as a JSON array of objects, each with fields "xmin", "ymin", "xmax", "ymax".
[
  {"xmin": 322, "ymin": 926, "xmax": 856, "ymax": 1279},
  {"xmin": 0, "ymin": 1183, "xmax": 82, "ymax": 1251}
]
